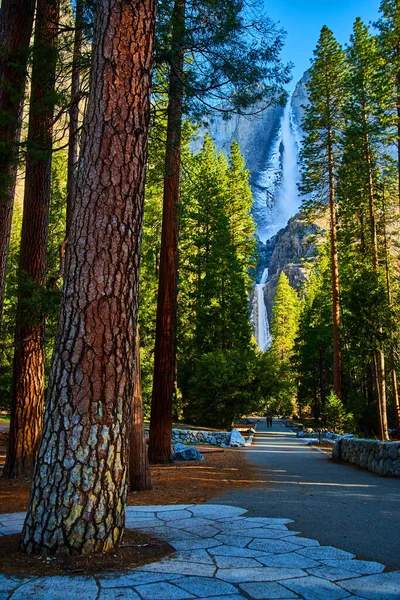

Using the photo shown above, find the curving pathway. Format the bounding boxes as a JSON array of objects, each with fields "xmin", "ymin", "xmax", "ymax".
[
  {"xmin": 0, "ymin": 503, "xmax": 399, "ymax": 599},
  {"xmin": 215, "ymin": 419, "xmax": 400, "ymax": 570}
]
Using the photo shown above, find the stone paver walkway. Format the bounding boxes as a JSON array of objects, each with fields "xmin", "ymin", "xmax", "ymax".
[{"xmin": 1, "ymin": 504, "xmax": 399, "ymax": 599}]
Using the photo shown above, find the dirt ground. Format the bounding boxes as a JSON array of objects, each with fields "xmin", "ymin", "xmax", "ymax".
[{"xmin": 0, "ymin": 434, "xmax": 267, "ymax": 514}]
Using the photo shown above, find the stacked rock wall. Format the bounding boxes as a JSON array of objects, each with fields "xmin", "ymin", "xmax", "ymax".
[
  {"xmin": 144, "ymin": 428, "xmax": 231, "ymax": 447},
  {"xmin": 332, "ymin": 438, "xmax": 400, "ymax": 477},
  {"xmin": 171, "ymin": 430, "xmax": 231, "ymax": 446}
]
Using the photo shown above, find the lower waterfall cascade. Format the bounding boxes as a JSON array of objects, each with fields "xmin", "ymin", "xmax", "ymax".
[{"xmin": 254, "ymin": 268, "xmax": 272, "ymax": 352}]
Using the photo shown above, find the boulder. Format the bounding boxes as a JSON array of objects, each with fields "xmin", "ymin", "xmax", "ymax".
[
  {"xmin": 172, "ymin": 445, "xmax": 205, "ymax": 461},
  {"xmin": 230, "ymin": 429, "xmax": 246, "ymax": 447}
]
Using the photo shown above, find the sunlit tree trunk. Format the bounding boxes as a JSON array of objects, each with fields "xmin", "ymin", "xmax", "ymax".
[
  {"xmin": 365, "ymin": 138, "xmax": 389, "ymax": 441},
  {"xmin": 149, "ymin": 0, "xmax": 185, "ymax": 464},
  {"xmin": 0, "ymin": 0, "xmax": 36, "ymax": 328},
  {"xmin": 130, "ymin": 327, "xmax": 152, "ymax": 491},
  {"xmin": 327, "ymin": 130, "xmax": 341, "ymax": 399},
  {"xmin": 21, "ymin": 0, "xmax": 156, "ymax": 555},
  {"xmin": 4, "ymin": 0, "xmax": 60, "ymax": 479}
]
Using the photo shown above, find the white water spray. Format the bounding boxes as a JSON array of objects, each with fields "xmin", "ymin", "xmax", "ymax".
[{"xmin": 254, "ymin": 268, "xmax": 272, "ymax": 352}]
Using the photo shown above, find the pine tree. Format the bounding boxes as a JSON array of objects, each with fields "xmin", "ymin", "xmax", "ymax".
[
  {"xmin": 0, "ymin": 0, "xmax": 36, "ymax": 328},
  {"xmin": 300, "ymin": 26, "xmax": 347, "ymax": 399},
  {"xmin": 271, "ymin": 272, "xmax": 300, "ymax": 362},
  {"xmin": 4, "ymin": 0, "xmax": 61, "ymax": 479},
  {"xmin": 376, "ymin": 0, "xmax": 400, "ymax": 209},
  {"xmin": 21, "ymin": 0, "xmax": 156, "ymax": 555},
  {"xmin": 338, "ymin": 18, "xmax": 393, "ymax": 439},
  {"xmin": 149, "ymin": 0, "xmax": 290, "ymax": 463}
]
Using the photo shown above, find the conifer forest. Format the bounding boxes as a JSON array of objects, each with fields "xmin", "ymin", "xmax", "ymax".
[{"xmin": 0, "ymin": 0, "xmax": 400, "ymax": 555}]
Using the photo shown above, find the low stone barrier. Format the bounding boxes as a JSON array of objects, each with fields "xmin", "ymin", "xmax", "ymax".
[
  {"xmin": 144, "ymin": 428, "xmax": 232, "ymax": 447},
  {"xmin": 332, "ymin": 438, "xmax": 400, "ymax": 477},
  {"xmin": 172, "ymin": 429, "xmax": 231, "ymax": 446}
]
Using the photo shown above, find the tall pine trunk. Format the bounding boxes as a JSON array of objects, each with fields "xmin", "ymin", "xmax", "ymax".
[
  {"xmin": 0, "ymin": 0, "xmax": 36, "ymax": 328},
  {"xmin": 382, "ymin": 188, "xmax": 400, "ymax": 432},
  {"xmin": 130, "ymin": 328, "xmax": 152, "ymax": 491},
  {"xmin": 4, "ymin": 0, "xmax": 60, "ymax": 479},
  {"xmin": 149, "ymin": 0, "xmax": 185, "ymax": 464},
  {"xmin": 21, "ymin": 0, "xmax": 156, "ymax": 555},
  {"xmin": 66, "ymin": 0, "xmax": 83, "ymax": 238},
  {"xmin": 365, "ymin": 139, "xmax": 389, "ymax": 441},
  {"xmin": 327, "ymin": 132, "xmax": 341, "ymax": 399}
]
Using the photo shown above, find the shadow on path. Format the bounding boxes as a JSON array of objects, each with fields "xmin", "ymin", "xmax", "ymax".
[{"xmin": 213, "ymin": 419, "xmax": 400, "ymax": 569}]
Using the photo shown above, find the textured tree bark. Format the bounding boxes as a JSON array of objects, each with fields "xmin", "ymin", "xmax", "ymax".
[
  {"xmin": 129, "ymin": 328, "xmax": 152, "ymax": 491},
  {"xmin": 21, "ymin": 0, "xmax": 156, "ymax": 555},
  {"xmin": 4, "ymin": 0, "xmax": 60, "ymax": 479},
  {"xmin": 149, "ymin": 0, "xmax": 185, "ymax": 464},
  {"xmin": 0, "ymin": 0, "xmax": 36, "ymax": 328},
  {"xmin": 327, "ymin": 132, "xmax": 341, "ymax": 399},
  {"xmin": 66, "ymin": 0, "xmax": 83, "ymax": 239}
]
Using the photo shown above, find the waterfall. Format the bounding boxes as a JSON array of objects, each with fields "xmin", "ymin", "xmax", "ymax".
[
  {"xmin": 251, "ymin": 96, "xmax": 301, "ymax": 351},
  {"xmin": 254, "ymin": 268, "xmax": 272, "ymax": 352},
  {"xmin": 274, "ymin": 99, "xmax": 301, "ymax": 232}
]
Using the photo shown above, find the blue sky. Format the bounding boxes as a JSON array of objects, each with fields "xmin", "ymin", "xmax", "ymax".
[{"xmin": 264, "ymin": 0, "xmax": 382, "ymax": 88}]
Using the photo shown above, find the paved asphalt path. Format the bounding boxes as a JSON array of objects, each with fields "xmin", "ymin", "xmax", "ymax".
[{"xmin": 214, "ymin": 419, "xmax": 400, "ymax": 569}]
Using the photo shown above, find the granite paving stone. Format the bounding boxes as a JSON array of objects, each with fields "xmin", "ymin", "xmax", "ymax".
[
  {"xmin": 215, "ymin": 566, "xmax": 307, "ymax": 583},
  {"xmin": 97, "ymin": 589, "xmax": 141, "ymax": 600},
  {"xmin": 337, "ymin": 571, "xmax": 400, "ymax": 599},
  {"xmin": 239, "ymin": 581, "xmax": 300, "ymax": 599},
  {"xmin": 135, "ymin": 581, "xmax": 195, "ymax": 599},
  {"xmin": 0, "ymin": 504, "xmax": 397, "ymax": 600},
  {"xmin": 287, "ymin": 537, "xmax": 320, "ymax": 547},
  {"xmin": 190, "ymin": 505, "xmax": 247, "ymax": 519},
  {"xmin": 11, "ymin": 576, "xmax": 99, "ymax": 600},
  {"xmin": 297, "ymin": 547, "xmax": 356, "ymax": 561},
  {"xmin": 214, "ymin": 534, "xmax": 254, "ymax": 548},
  {"xmin": 320, "ymin": 560, "xmax": 385, "ymax": 575},
  {"xmin": 171, "ymin": 539, "xmax": 223, "ymax": 551},
  {"xmin": 208, "ymin": 545, "xmax": 274, "ymax": 558},
  {"xmin": 256, "ymin": 553, "xmax": 321, "ymax": 569},
  {"xmin": 233, "ymin": 528, "xmax": 300, "ymax": 539},
  {"xmin": 0, "ymin": 574, "xmax": 32, "ymax": 592},
  {"xmin": 179, "ymin": 525, "xmax": 221, "ymax": 538},
  {"xmin": 306, "ymin": 566, "xmax": 364, "ymax": 581},
  {"xmin": 249, "ymin": 539, "xmax": 303, "ymax": 554},
  {"xmin": 173, "ymin": 575, "xmax": 238, "ymax": 597},
  {"xmin": 213, "ymin": 556, "xmax": 266, "ymax": 569},
  {"xmin": 196, "ymin": 596, "xmax": 247, "ymax": 600},
  {"xmin": 165, "ymin": 518, "xmax": 217, "ymax": 530},
  {"xmin": 100, "ymin": 572, "xmax": 182, "ymax": 588},
  {"xmin": 137, "ymin": 560, "xmax": 216, "ymax": 577},
  {"xmin": 169, "ymin": 549, "xmax": 215, "ymax": 564},
  {"xmin": 280, "ymin": 575, "xmax": 350, "ymax": 600},
  {"xmin": 158, "ymin": 511, "xmax": 194, "ymax": 521}
]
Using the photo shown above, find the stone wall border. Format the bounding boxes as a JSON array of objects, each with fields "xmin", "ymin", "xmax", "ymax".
[{"xmin": 332, "ymin": 438, "xmax": 400, "ymax": 477}]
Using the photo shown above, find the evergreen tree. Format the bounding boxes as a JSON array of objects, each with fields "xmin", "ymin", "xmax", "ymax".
[
  {"xmin": 293, "ymin": 250, "xmax": 333, "ymax": 420},
  {"xmin": 4, "ymin": 0, "xmax": 61, "ymax": 479},
  {"xmin": 337, "ymin": 18, "xmax": 394, "ymax": 439},
  {"xmin": 300, "ymin": 26, "xmax": 347, "ymax": 399},
  {"xmin": 271, "ymin": 272, "xmax": 300, "ymax": 362},
  {"xmin": 0, "ymin": 0, "xmax": 36, "ymax": 328},
  {"xmin": 376, "ymin": 0, "xmax": 400, "ymax": 208},
  {"xmin": 149, "ymin": 0, "xmax": 290, "ymax": 462}
]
